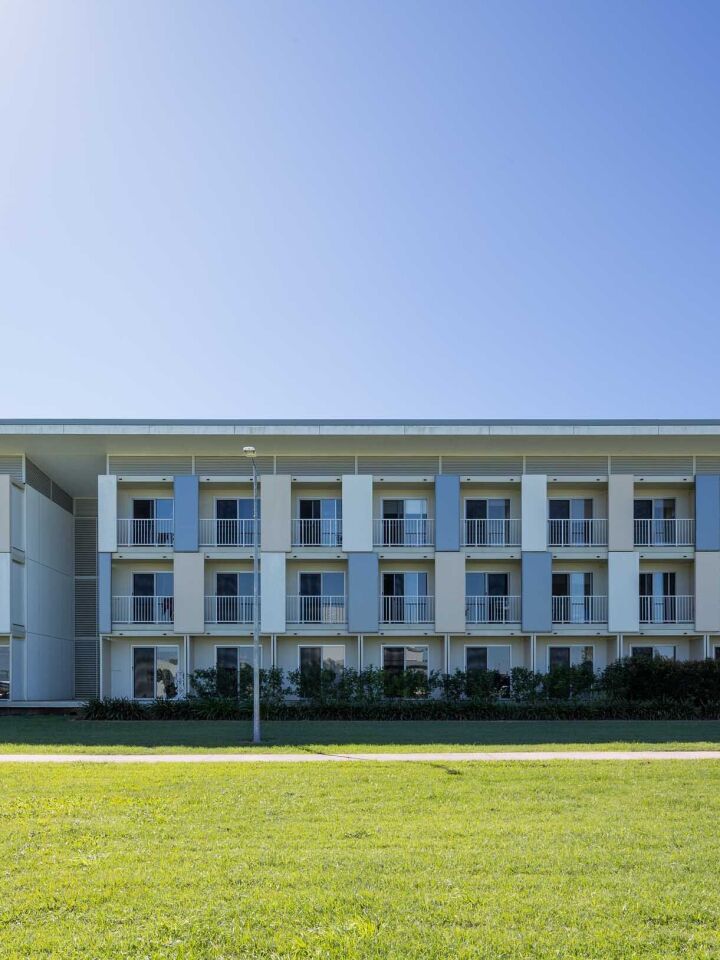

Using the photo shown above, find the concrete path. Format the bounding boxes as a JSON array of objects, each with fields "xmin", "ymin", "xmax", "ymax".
[{"xmin": 0, "ymin": 750, "xmax": 719, "ymax": 763}]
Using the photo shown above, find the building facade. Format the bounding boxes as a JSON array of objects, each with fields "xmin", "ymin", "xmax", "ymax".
[{"xmin": 1, "ymin": 419, "xmax": 720, "ymax": 703}]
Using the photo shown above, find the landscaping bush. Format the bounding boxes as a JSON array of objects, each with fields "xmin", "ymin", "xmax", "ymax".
[{"xmin": 82, "ymin": 658, "xmax": 720, "ymax": 721}]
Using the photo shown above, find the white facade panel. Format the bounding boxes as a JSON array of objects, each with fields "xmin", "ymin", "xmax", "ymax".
[
  {"xmin": 173, "ymin": 553, "xmax": 205, "ymax": 634},
  {"xmin": 695, "ymin": 551, "xmax": 720, "ymax": 633},
  {"xmin": 0, "ymin": 476, "xmax": 10, "ymax": 553},
  {"xmin": 608, "ymin": 551, "xmax": 640, "ymax": 633},
  {"xmin": 260, "ymin": 475, "xmax": 291, "ymax": 552},
  {"xmin": 434, "ymin": 552, "xmax": 466, "ymax": 633},
  {"xmin": 260, "ymin": 551, "xmax": 286, "ymax": 633},
  {"xmin": 0, "ymin": 553, "xmax": 10, "ymax": 633},
  {"xmin": 608, "ymin": 474, "xmax": 634, "ymax": 552},
  {"xmin": 341, "ymin": 475, "xmax": 373, "ymax": 552},
  {"xmin": 521, "ymin": 474, "xmax": 547, "ymax": 551},
  {"xmin": 97, "ymin": 474, "xmax": 118, "ymax": 553}
]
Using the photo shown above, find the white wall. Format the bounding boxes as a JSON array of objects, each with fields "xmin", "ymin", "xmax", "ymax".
[
  {"xmin": 97, "ymin": 474, "xmax": 118, "ymax": 552},
  {"xmin": 260, "ymin": 552, "xmax": 286, "ymax": 632},
  {"xmin": 521, "ymin": 475, "xmax": 547, "ymax": 551},
  {"xmin": 342, "ymin": 475, "xmax": 373, "ymax": 552}
]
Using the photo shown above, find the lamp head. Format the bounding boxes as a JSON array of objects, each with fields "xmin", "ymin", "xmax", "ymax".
[{"xmin": 242, "ymin": 446, "xmax": 256, "ymax": 458}]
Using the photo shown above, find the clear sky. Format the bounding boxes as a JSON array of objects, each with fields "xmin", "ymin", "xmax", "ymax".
[{"xmin": 0, "ymin": 0, "xmax": 718, "ymax": 419}]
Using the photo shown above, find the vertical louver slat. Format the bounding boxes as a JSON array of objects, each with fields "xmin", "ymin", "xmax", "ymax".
[{"xmin": 74, "ymin": 502, "xmax": 98, "ymax": 699}]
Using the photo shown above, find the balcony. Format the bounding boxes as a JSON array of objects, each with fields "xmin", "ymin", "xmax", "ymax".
[
  {"xmin": 112, "ymin": 595, "xmax": 174, "ymax": 624},
  {"xmin": 465, "ymin": 595, "xmax": 521, "ymax": 624},
  {"xmin": 634, "ymin": 519, "xmax": 694, "ymax": 547},
  {"xmin": 204, "ymin": 595, "xmax": 256, "ymax": 624},
  {"xmin": 551, "ymin": 595, "xmax": 608, "ymax": 624},
  {"xmin": 291, "ymin": 519, "xmax": 343, "ymax": 548},
  {"xmin": 117, "ymin": 519, "xmax": 174, "ymax": 547},
  {"xmin": 639, "ymin": 595, "xmax": 694, "ymax": 624},
  {"xmin": 199, "ymin": 519, "xmax": 256, "ymax": 547},
  {"xmin": 286, "ymin": 595, "xmax": 346, "ymax": 624},
  {"xmin": 379, "ymin": 595, "xmax": 434, "ymax": 624},
  {"xmin": 463, "ymin": 518, "xmax": 521, "ymax": 547},
  {"xmin": 548, "ymin": 519, "xmax": 608, "ymax": 547},
  {"xmin": 373, "ymin": 519, "xmax": 434, "ymax": 547}
]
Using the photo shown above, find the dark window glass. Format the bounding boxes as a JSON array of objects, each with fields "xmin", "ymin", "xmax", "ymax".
[
  {"xmin": 133, "ymin": 647, "xmax": 155, "ymax": 698},
  {"xmin": 548, "ymin": 647, "xmax": 570, "ymax": 671},
  {"xmin": 466, "ymin": 647, "xmax": 488, "ymax": 672},
  {"xmin": 382, "ymin": 646, "xmax": 405, "ymax": 674}
]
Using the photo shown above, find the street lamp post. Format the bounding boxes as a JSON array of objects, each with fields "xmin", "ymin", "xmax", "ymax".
[{"xmin": 243, "ymin": 445, "xmax": 261, "ymax": 744}]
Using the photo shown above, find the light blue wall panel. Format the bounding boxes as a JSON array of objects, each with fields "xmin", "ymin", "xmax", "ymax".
[
  {"xmin": 435, "ymin": 475, "xmax": 460, "ymax": 551},
  {"xmin": 174, "ymin": 475, "xmax": 199, "ymax": 552},
  {"xmin": 521, "ymin": 551, "xmax": 552, "ymax": 633},
  {"xmin": 695, "ymin": 474, "xmax": 720, "ymax": 551},
  {"xmin": 98, "ymin": 552, "xmax": 112, "ymax": 634},
  {"xmin": 348, "ymin": 553, "xmax": 379, "ymax": 633}
]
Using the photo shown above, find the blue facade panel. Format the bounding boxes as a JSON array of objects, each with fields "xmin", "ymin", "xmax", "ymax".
[
  {"xmin": 98, "ymin": 552, "xmax": 112, "ymax": 634},
  {"xmin": 435, "ymin": 474, "xmax": 460, "ymax": 551},
  {"xmin": 521, "ymin": 551, "xmax": 552, "ymax": 633},
  {"xmin": 174, "ymin": 475, "xmax": 199, "ymax": 552},
  {"xmin": 695, "ymin": 474, "xmax": 720, "ymax": 551},
  {"xmin": 347, "ymin": 552, "xmax": 379, "ymax": 633}
]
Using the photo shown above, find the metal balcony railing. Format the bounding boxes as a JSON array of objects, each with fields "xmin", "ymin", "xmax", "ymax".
[
  {"xmin": 112, "ymin": 596, "xmax": 174, "ymax": 624},
  {"xmin": 551, "ymin": 595, "xmax": 608, "ymax": 624},
  {"xmin": 639, "ymin": 595, "xmax": 694, "ymax": 624},
  {"xmin": 117, "ymin": 519, "xmax": 174, "ymax": 547},
  {"xmin": 463, "ymin": 518, "xmax": 521, "ymax": 547},
  {"xmin": 379, "ymin": 595, "xmax": 434, "ymax": 624},
  {"xmin": 465, "ymin": 595, "xmax": 521, "ymax": 624},
  {"xmin": 373, "ymin": 519, "xmax": 434, "ymax": 547},
  {"xmin": 291, "ymin": 519, "xmax": 343, "ymax": 548},
  {"xmin": 286, "ymin": 595, "xmax": 346, "ymax": 624},
  {"xmin": 204, "ymin": 595, "xmax": 256, "ymax": 624},
  {"xmin": 199, "ymin": 518, "xmax": 257, "ymax": 547},
  {"xmin": 548, "ymin": 519, "xmax": 608, "ymax": 547},
  {"xmin": 634, "ymin": 519, "xmax": 695, "ymax": 547}
]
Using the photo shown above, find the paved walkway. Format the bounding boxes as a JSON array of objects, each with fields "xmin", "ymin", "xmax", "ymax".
[{"xmin": 0, "ymin": 750, "xmax": 719, "ymax": 763}]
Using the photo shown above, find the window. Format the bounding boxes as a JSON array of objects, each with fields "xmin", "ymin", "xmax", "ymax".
[
  {"xmin": 382, "ymin": 499, "xmax": 429, "ymax": 545},
  {"xmin": 132, "ymin": 498, "xmax": 174, "ymax": 546},
  {"xmin": 548, "ymin": 646, "xmax": 593, "ymax": 671},
  {"xmin": 634, "ymin": 498, "xmax": 676, "ymax": 545},
  {"xmin": 715, "ymin": 647, "xmax": 720, "ymax": 662},
  {"xmin": 382, "ymin": 572, "xmax": 430, "ymax": 623},
  {"xmin": 548, "ymin": 499, "xmax": 593, "ymax": 545},
  {"xmin": 216, "ymin": 646, "xmax": 256, "ymax": 697},
  {"xmin": 133, "ymin": 645, "xmax": 179, "ymax": 699},
  {"xmin": 639, "ymin": 572, "xmax": 676, "ymax": 622},
  {"xmin": 552, "ymin": 572, "xmax": 593, "ymax": 623},
  {"xmin": 297, "ymin": 499, "xmax": 342, "ymax": 546},
  {"xmin": 132, "ymin": 572, "xmax": 173, "ymax": 623},
  {"xmin": 0, "ymin": 644, "xmax": 8, "ymax": 699},
  {"xmin": 465, "ymin": 499, "xmax": 510, "ymax": 545},
  {"xmin": 215, "ymin": 572, "xmax": 254, "ymax": 623},
  {"xmin": 465, "ymin": 572, "xmax": 509, "ymax": 622},
  {"xmin": 382, "ymin": 645, "xmax": 429, "ymax": 696},
  {"xmin": 466, "ymin": 645, "xmax": 511, "ymax": 677},
  {"xmin": 299, "ymin": 645, "xmax": 345, "ymax": 676},
  {"xmin": 631, "ymin": 645, "xmax": 676, "ymax": 661},
  {"xmin": 297, "ymin": 571, "xmax": 345, "ymax": 622},
  {"xmin": 215, "ymin": 498, "xmax": 258, "ymax": 546}
]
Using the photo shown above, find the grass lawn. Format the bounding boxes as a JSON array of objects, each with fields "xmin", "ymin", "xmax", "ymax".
[
  {"xmin": 1, "ymin": 716, "xmax": 720, "ymax": 753},
  {"xmin": 0, "ymin": 761, "xmax": 719, "ymax": 958}
]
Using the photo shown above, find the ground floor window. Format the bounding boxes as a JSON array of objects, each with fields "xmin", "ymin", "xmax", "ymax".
[
  {"xmin": 0, "ymin": 644, "xmax": 8, "ymax": 699},
  {"xmin": 382, "ymin": 645, "xmax": 429, "ymax": 697},
  {"xmin": 299, "ymin": 645, "xmax": 345, "ymax": 677},
  {"xmin": 631, "ymin": 645, "xmax": 676, "ymax": 661},
  {"xmin": 548, "ymin": 645, "xmax": 594, "ymax": 672},
  {"xmin": 216, "ymin": 645, "xmax": 257, "ymax": 697},
  {"xmin": 715, "ymin": 647, "xmax": 720, "ymax": 661},
  {"xmin": 133, "ymin": 645, "xmax": 179, "ymax": 699},
  {"xmin": 465, "ymin": 645, "xmax": 511, "ymax": 678}
]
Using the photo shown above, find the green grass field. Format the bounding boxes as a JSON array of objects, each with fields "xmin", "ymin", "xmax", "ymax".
[
  {"xmin": 1, "ymin": 716, "xmax": 720, "ymax": 752},
  {"xmin": 0, "ymin": 761, "xmax": 719, "ymax": 958}
]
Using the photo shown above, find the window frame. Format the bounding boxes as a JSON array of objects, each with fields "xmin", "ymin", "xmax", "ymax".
[
  {"xmin": 546, "ymin": 643, "xmax": 595, "ymax": 672},
  {"xmin": 463, "ymin": 643, "xmax": 512, "ymax": 675},
  {"xmin": 380, "ymin": 643, "xmax": 430, "ymax": 676},
  {"xmin": 130, "ymin": 643, "xmax": 180, "ymax": 700}
]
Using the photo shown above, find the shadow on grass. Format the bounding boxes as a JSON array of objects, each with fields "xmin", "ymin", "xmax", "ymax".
[{"xmin": 0, "ymin": 717, "xmax": 720, "ymax": 751}]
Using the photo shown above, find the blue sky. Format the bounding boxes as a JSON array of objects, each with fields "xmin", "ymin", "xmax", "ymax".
[{"xmin": 1, "ymin": 0, "xmax": 718, "ymax": 418}]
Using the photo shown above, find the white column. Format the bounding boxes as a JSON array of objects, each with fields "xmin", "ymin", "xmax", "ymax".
[
  {"xmin": 608, "ymin": 552, "xmax": 640, "ymax": 633},
  {"xmin": 608, "ymin": 475, "xmax": 635, "ymax": 552},
  {"xmin": 173, "ymin": 554, "xmax": 205, "ymax": 634},
  {"xmin": 98, "ymin": 475, "xmax": 118, "ymax": 553},
  {"xmin": 260, "ymin": 552, "xmax": 286, "ymax": 633},
  {"xmin": 434, "ymin": 552, "xmax": 466, "ymax": 633},
  {"xmin": 521, "ymin": 475, "xmax": 547, "ymax": 551},
  {"xmin": 260, "ymin": 476, "xmax": 291, "ymax": 552},
  {"xmin": 342, "ymin": 475, "xmax": 373, "ymax": 552}
]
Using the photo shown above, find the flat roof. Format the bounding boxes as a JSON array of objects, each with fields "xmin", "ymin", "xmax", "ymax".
[{"xmin": 0, "ymin": 419, "xmax": 718, "ymax": 427}]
